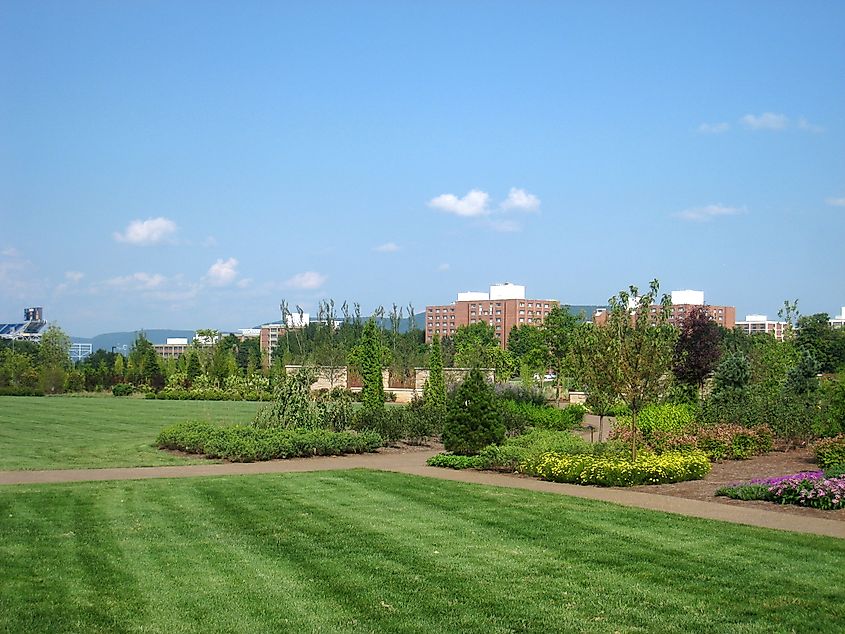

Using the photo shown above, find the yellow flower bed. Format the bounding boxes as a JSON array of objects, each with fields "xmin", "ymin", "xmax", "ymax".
[{"xmin": 521, "ymin": 450, "xmax": 711, "ymax": 487}]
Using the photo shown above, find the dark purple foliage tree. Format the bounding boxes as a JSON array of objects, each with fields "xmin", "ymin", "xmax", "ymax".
[{"xmin": 672, "ymin": 306, "xmax": 723, "ymax": 394}]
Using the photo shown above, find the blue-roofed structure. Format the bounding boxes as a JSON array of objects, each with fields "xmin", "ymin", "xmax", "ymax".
[{"xmin": 0, "ymin": 307, "xmax": 47, "ymax": 342}]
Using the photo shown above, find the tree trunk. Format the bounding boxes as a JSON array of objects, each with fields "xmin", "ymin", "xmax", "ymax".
[
  {"xmin": 631, "ymin": 409, "xmax": 637, "ymax": 462},
  {"xmin": 598, "ymin": 414, "xmax": 604, "ymax": 443}
]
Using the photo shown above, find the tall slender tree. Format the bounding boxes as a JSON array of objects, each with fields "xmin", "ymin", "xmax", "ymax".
[
  {"xmin": 423, "ymin": 334, "xmax": 447, "ymax": 424},
  {"xmin": 603, "ymin": 280, "xmax": 677, "ymax": 460}
]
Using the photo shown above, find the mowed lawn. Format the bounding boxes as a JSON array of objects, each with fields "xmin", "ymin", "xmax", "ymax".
[
  {"xmin": 1, "ymin": 471, "xmax": 842, "ymax": 634},
  {"xmin": 0, "ymin": 396, "xmax": 261, "ymax": 470}
]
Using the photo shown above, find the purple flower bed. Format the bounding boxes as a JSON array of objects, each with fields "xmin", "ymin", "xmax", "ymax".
[{"xmin": 717, "ymin": 471, "xmax": 845, "ymax": 510}]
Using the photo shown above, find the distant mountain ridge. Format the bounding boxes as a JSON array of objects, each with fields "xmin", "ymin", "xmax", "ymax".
[
  {"xmin": 72, "ymin": 330, "xmax": 196, "ymax": 352},
  {"xmin": 71, "ymin": 307, "xmax": 603, "ymax": 352}
]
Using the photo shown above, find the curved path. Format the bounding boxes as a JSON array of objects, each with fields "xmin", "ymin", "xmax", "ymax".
[{"xmin": 1, "ymin": 448, "xmax": 843, "ymax": 540}]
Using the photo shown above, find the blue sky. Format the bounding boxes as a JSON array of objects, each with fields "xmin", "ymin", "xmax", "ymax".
[{"xmin": 1, "ymin": 1, "xmax": 843, "ymax": 337}]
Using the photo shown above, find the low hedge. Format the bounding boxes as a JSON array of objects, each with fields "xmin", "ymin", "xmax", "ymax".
[
  {"xmin": 426, "ymin": 454, "xmax": 484, "ymax": 470},
  {"xmin": 427, "ymin": 430, "xmax": 628, "ymax": 473},
  {"xmin": 523, "ymin": 450, "xmax": 711, "ymax": 487},
  {"xmin": 156, "ymin": 421, "xmax": 383, "ymax": 462},
  {"xmin": 499, "ymin": 400, "xmax": 586, "ymax": 433},
  {"xmin": 146, "ymin": 388, "xmax": 273, "ymax": 401},
  {"xmin": 814, "ymin": 435, "xmax": 845, "ymax": 469},
  {"xmin": 0, "ymin": 386, "xmax": 43, "ymax": 396}
]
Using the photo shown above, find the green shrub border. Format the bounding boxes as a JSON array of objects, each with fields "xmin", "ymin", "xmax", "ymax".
[{"xmin": 156, "ymin": 421, "xmax": 383, "ymax": 462}]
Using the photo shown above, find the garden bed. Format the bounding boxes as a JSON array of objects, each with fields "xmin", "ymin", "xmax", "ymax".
[{"xmin": 629, "ymin": 448, "xmax": 845, "ymax": 520}]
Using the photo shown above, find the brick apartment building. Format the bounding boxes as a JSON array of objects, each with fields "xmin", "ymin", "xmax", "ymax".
[
  {"xmin": 592, "ymin": 289, "xmax": 736, "ymax": 329},
  {"xmin": 425, "ymin": 283, "xmax": 559, "ymax": 349}
]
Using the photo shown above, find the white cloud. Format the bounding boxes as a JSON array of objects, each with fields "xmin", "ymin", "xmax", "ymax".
[
  {"xmin": 202, "ymin": 236, "xmax": 218, "ymax": 247},
  {"xmin": 798, "ymin": 117, "xmax": 824, "ymax": 133},
  {"xmin": 428, "ymin": 189, "xmax": 490, "ymax": 217},
  {"xmin": 698, "ymin": 122, "xmax": 730, "ymax": 134},
  {"xmin": 500, "ymin": 187, "xmax": 540, "ymax": 212},
  {"xmin": 675, "ymin": 204, "xmax": 745, "ymax": 222},
  {"xmin": 1, "ymin": 247, "xmax": 20, "ymax": 257},
  {"xmin": 236, "ymin": 277, "xmax": 252, "ymax": 289},
  {"xmin": 113, "ymin": 217, "xmax": 177, "ymax": 245},
  {"xmin": 374, "ymin": 242, "xmax": 400, "ymax": 253},
  {"xmin": 106, "ymin": 272, "xmax": 167, "ymax": 290},
  {"xmin": 285, "ymin": 271, "xmax": 327, "ymax": 290},
  {"xmin": 740, "ymin": 112, "xmax": 788, "ymax": 130},
  {"xmin": 65, "ymin": 271, "xmax": 84, "ymax": 283},
  {"xmin": 826, "ymin": 197, "xmax": 845, "ymax": 207},
  {"xmin": 206, "ymin": 257, "xmax": 239, "ymax": 287},
  {"xmin": 437, "ymin": 263, "xmax": 450, "ymax": 272}
]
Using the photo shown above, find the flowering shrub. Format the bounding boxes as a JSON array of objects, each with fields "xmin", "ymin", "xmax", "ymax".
[
  {"xmin": 522, "ymin": 450, "xmax": 711, "ymax": 487},
  {"xmin": 814, "ymin": 435, "xmax": 845, "ymax": 470},
  {"xmin": 717, "ymin": 471, "xmax": 845, "ymax": 510},
  {"xmin": 610, "ymin": 423, "xmax": 772, "ymax": 460}
]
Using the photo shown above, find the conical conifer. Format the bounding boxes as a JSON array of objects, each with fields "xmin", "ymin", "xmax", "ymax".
[{"xmin": 442, "ymin": 367, "xmax": 504, "ymax": 455}]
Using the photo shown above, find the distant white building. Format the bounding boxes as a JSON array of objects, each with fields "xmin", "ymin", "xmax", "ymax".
[
  {"xmin": 735, "ymin": 314, "xmax": 787, "ymax": 341},
  {"xmin": 456, "ymin": 282, "xmax": 526, "ymax": 302}
]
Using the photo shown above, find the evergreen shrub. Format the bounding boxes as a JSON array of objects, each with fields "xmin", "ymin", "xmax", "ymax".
[{"xmin": 442, "ymin": 368, "xmax": 505, "ymax": 455}]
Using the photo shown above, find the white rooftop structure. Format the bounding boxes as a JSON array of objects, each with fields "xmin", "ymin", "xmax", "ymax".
[
  {"xmin": 238, "ymin": 328, "xmax": 262, "ymax": 337},
  {"xmin": 457, "ymin": 291, "xmax": 489, "ymax": 301},
  {"xmin": 743, "ymin": 314, "xmax": 769, "ymax": 322},
  {"xmin": 166, "ymin": 337, "xmax": 189, "ymax": 345},
  {"xmin": 457, "ymin": 282, "xmax": 527, "ymax": 302},
  {"xmin": 489, "ymin": 282, "xmax": 526, "ymax": 300},
  {"xmin": 671, "ymin": 289, "xmax": 705, "ymax": 306}
]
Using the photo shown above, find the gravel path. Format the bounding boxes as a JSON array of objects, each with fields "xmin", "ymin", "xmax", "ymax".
[{"xmin": 1, "ymin": 445, "xmax": 843, "ymax": 539}]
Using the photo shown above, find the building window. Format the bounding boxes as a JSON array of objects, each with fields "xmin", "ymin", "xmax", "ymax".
[{"xmin": 519, "ymin": 318, "xmax": 524, "ymax": 322}]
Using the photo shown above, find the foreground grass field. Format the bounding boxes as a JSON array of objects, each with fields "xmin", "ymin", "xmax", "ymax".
[
  {"xmin": 0, "ymin": 396, "xmax": 261, "ymax": 470},
  {"xmin": 1, "ymin": 471, "xmax": 842, "ymax": 633}
]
